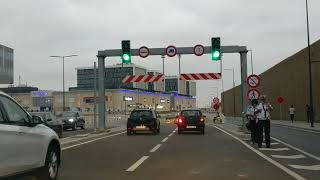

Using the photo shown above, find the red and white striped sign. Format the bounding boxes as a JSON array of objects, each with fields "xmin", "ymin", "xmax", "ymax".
[
  {"xmin": 180, "ymin": 73, "xmax": 221, "ymax": 80},
  {"xmin": 122, "ymin": 74, "xmax": 164, "ymax": 84}
]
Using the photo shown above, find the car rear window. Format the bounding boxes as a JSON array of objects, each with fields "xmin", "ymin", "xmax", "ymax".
[
  {"xmin": 130, "ymin": 110, "xmax": 153, "ymax": 119},
  {"xmin": 182, "ymin": 110, "xmax": 201, "ymax": 117}
]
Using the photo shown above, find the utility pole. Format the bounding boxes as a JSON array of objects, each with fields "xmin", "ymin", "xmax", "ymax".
[
  {"xmin": 162, "ymin": 55, "xmax": 166, "ymax": 92},
  {"xmin": 93, "ymin": 62, "xmax": 97, "ymax": 132},
  {"xmin": 305, "ymin": 0, "xmax": 314, "ymax": 127}
]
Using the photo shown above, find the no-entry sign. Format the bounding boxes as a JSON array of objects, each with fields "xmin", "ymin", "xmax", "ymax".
[
  {"xmin": 138, "ymin": 46, "xmax": 149, "ymax": 58},
  {"xmin": 277, "ymin": 96, "xmax": 285, "ymax": 104},
  {"xmin": 213, "ymin": 97, "xmax": 220, "ymax": 104},
  {"xmin": 247, "ymin": 74, "xmax": 261, "ymax": 88}
]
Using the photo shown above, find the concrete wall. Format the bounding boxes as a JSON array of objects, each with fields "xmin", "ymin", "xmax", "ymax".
[{"xmin": 222, "ymin": 39, "xmax": 320, "ymax": 121}]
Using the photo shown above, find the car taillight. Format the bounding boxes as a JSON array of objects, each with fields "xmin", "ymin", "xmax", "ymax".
[
  {"xmin": 178, "ymin": 118, "xmax": 183, "ymax": 123},
  {"xmin": 200, "ymin": 117, "xmax": 205, "ymax": 122}
]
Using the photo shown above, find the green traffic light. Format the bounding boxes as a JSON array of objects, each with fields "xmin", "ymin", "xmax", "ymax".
[
  {"xmin": 212, "ymin": 51, "xmax": 221, "ymax": 60},
  {"xmin": 122, "ymin": 54, "xmax": 130, "ymax": 62}
]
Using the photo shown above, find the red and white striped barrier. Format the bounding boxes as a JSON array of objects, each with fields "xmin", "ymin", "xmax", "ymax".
[
  {"xmin": 180, "ymin": 73, "xmax": 221, "ymax": 80},
  {"xmin": 122, "ymin": 74, "xmax": 164, "ymax": 84}
]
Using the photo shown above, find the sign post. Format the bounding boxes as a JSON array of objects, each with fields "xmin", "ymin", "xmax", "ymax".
[{"xmin": 277, "ymin": 96, "xmax": 285, "ymax": 120}]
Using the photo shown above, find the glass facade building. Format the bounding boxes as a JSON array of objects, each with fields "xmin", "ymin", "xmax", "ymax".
[
  {"xmin": 76, "ymin": 64, "xmax": 147, "ymax": 90},
  {"xmin": 0, "ymin": 44, "xmax": 14, "ymax": 84}
]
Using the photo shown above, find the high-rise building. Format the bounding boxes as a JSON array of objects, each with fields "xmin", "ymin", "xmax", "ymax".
[{"xmin": 0, "ymin": 44, "xmax": 14, "ymax": 84}]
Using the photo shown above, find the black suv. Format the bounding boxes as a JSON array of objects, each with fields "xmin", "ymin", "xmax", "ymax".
[
  {"xmin": 176, "ymin": 109, "xmax": 206, "ymax": 134},
  {"xmin": 127, "ymin": 109, "xmax": 161, "ymax": 135}
]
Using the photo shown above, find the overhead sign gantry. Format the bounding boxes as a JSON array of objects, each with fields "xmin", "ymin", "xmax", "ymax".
[{"xmin": 96, "ymin": 38, "xmax": 248, "ymax": 130}]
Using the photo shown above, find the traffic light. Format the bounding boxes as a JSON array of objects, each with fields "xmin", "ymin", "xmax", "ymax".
[
  {"xmin": 211, "ymin": 37, "xmax": 221, "ymax": 61},
  {"xmin": 121, "ymin": 40, "xmax": 131, "ymax": 63}
]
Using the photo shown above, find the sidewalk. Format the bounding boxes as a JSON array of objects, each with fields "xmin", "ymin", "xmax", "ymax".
[{"xmin": 271, "ymin": 120, "xmax": 320, "ymax": 131}]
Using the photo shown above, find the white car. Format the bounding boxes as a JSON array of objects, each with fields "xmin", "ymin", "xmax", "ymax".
[{"xmin": 0, "ymin": 91, "xmax": 61, "ymax": 180}]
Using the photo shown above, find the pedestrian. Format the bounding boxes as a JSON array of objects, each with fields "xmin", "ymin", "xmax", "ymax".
[
  {"xmin": 255, "ymin": 95, "xmax": 273, "ymax": 148},
  {"xmin": 289, "ymin": 105, "xmax": 295, "ymax": 123},
  {"xmin": 306, "ymin": 104, "xmax": 311, "ymax": 123},
  {"xmin": 246, "ymin": 99, "xmax": 258, "ymax": 144}
]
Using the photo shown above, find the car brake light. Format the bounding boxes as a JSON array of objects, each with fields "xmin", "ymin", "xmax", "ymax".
[
  {"xmin": 200, "ymin": 117, "xmax": 205, "ymax": 122},
  {"xmin": 178, "ymin": 119, "xmax": 183, "ymax": 123}
]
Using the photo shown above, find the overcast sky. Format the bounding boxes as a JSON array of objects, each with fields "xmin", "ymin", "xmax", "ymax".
[{"xmin": 1, "ymin": 0, "xmax": 319, "ymax": 107}]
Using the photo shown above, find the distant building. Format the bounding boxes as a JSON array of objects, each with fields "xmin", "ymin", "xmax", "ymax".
[
  {"xmin": 73, "ymin": 63, "xmax": 196, "ymax": 97},
  {"xmin": 0, "ymin": 86, "xmax": 38, "ymax": 94},
  {"xmin": 0, "ymin": 44, "xmax": 14, "ymax": 84},
  {"xmin": 165, "ymin": 76, "xmax": 196, "ymax": 97},
  {"xmin": 74, "ymin": 63, "xmax": 148, "ymax": 90}
]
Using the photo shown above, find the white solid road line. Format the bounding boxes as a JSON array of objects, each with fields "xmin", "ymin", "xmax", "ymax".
[
  {"xmin": 214, "ymin": 126, "xmax": 306, "ymax": 180},
  {"xmin": 271, "ymin": 142, "xmax": 280, "ymax": 145},
  {"xmin": 126, "ymin": 156, "xmax": 149, "ymax": 172},
  {"xmin": 271, "ymin": 154, "xmax": 306, "ymax": 159},
  {"xmin": 289, "ymin": 164, "xmax": 320, "ymax": 171},
  {"xmin": 259, "ymin": 148, "xmax": 290, "ymax": 151},
  {"xmin": 161, "ymin": 137, "xmax": 169, "ymax": 143},
  {"xmin": 274, "ymin": 124, "xmax": 320, "ymax": 134},
  {"xmin": 150, "ymin": 144, "xmax": 162, "ymax": 153},
  {"xmin": 62, "ymin": 131, "xmax": 126, "ymax": 150},
  {"xmin": 272, "ymin": 137, "xmax": 320, "ymax": 161}
]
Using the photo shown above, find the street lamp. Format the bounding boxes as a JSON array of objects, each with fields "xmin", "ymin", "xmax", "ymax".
[
  {"xmin": 50, "ymin": 55, "xmax": 78, "ymax": 112},
  {"xmin": 224, "ymin": 68, "xmax": 236, "ymax": 120},
  {"xmin": 305, "ymin": 0, "xmax": 314, "ymax": 127}
]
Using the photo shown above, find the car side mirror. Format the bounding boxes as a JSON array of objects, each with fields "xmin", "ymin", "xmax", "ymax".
[
  {"xmin": 31, "ymin": 115, "xmax": 44, "ymax": 125},
  {"xmin": 203, "ymin": 115, "xmax": 207, "ymax": 118},
  {"xmin": 47, "ymin": 118, "xmax": 52, "ymax": 122},
  {"xmin": 175, "ymin": 115, "xmax": 179, "ymax": 119}
]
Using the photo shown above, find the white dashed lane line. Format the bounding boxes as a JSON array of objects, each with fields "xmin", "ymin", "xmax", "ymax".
[
  {"xmin": 150, "ymin": 144, "xmax": 162, "ymax": 153},
  {"xmin": 259, "ymin": 148, "xmax": 290, "ymax": 151},
  {"xmin": 161, "ymin": 137, "xmax": 169, "ymax": 143},
  {"xmin": 271, "ymin": 154, "xmax": 306, "ymax": 159},
  {"xmin": 126, "ymin": 156, "xmax": 149, "ymax": 172}
]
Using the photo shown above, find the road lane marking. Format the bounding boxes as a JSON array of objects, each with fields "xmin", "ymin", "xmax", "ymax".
[
  {"xmin": 271, "ymin": 155, "xmax": 306, "ymax": 159},
  {"xmin": 271, "ymin": 142, "xmax": 280, "ymax": 145},
  {"xmin": 273, "ymin": 124, "xmax": 320, "ymax": 134},
  {"xmin": 214, "ymin": 126, "xmax": 306, "ymax": 180},
  {"xmin": 259, "ymin": 148, "xmax": 290, "ymax": 151},
  {"xmin": 126, "ymin": 156, "xmax": 149, "ymax": 172},
  {"xmin": 161, "ymin": 137, "xmax": 169, "ymax": 143},
  {"xmin": 289, "ymin": 164, "xmax": 320, "ymax": 171},
  {"xmin": 272, "ymin": 137, "xmax": 320, "ymax": 161},
  {"xmin": 62, "ymin": 131, "xmax": 126, "ymax": 150},
  {"xmin": 61, "ymin": 128, "xmax": 125, "ymax": 145},
  {"xmin": 168, "ymin": 133, "xmax": 173, "ymax": 137},
  {"xmin": 150, "ymin": 144, "xmax": 162, "ymax": 153}
]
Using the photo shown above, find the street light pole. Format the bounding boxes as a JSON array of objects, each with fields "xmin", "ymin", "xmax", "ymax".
[
  {"xmin": 162, "ymin": 55, "xmax": 166, "ymax": 92},
  {"xmin": 305, "ymin": 0, "xmax": 314, "ymax": 127},
  {"xmin": 50, "ymin": 55, "xmax": 78, "ymax": 112}
]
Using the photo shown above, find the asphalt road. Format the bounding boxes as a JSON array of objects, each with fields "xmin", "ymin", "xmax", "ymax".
[
  {"xmin": 272, "ymin": 124, "xmax": 320, "ymax": 158},
  {"xmin": 58, "ymin": 124, "xmax": 294, "ymax": 180}
]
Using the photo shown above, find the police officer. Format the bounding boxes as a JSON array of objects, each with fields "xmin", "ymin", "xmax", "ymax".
[
  {"xmin": 256, "ymin": 95, "xmax": 273, "ymax": 148},
  {"xmin": 246, "ymin": 99, "xmax": 258, "ymax": 144}
]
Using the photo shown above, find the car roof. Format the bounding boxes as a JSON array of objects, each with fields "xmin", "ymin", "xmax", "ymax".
[
  {"xmin": 181, "ymin": 108, "xmax": 202, "ymax": 111},
  {"xmin": 132, "ymin": 108, "xmax": 153, "ymax": 111},
  {"xmin": 0, "ymin": 91, "xmax": 11, "ymax": 98}
]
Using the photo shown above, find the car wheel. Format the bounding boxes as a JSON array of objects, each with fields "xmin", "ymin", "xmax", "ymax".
[
  {"xmin": 81, "ymin": 124, "xmax": 85, "ymax": 130},
  {"xmin": 127, "ymin": 130, "xmax": 132, "ymax": 136},
  {"xmin": 36, "ymin": 145, "xmax": 60, "ymax": 180},
  {"xmin": 72, "ymin": 123, "xmax": 77, "ymax": 131},
  {"xmin": 201, "ymin": 129, "xmax": 205, "ymax": 135},
  {"xmin": 58, "ymin": 129, "xmax": 63, "ymax": 138}
]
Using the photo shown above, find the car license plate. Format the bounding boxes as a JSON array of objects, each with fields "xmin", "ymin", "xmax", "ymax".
[
  {"xmin": 187, "ymin": 126, "xmax": 196, "ymax": 129},
  {"xmin": 136, "ymin": 125, "xmax": 146, "ymax": 129}
]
